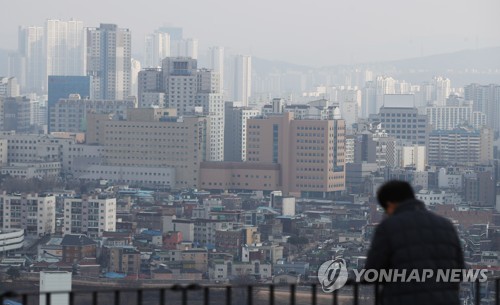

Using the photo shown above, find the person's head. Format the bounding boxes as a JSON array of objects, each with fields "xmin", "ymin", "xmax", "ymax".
[{"xmin": 376, "ymin": 180, "xmax": 415, "ymax": 215}]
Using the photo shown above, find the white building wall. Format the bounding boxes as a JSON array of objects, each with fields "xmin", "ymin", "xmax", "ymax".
[{"xmin": 40, "ymin": 271, "xmax": 72, "ymax": 305}]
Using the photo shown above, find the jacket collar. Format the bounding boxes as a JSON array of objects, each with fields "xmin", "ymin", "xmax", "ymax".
[{"xmin": 393, "ymin": 199, "xmax": 426, "ymax": 215}]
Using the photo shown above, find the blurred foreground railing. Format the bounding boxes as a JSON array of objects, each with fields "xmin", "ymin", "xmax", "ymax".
[{"xmin": 0, "ymin": 279, "xmax": 498, "ymax": 305}]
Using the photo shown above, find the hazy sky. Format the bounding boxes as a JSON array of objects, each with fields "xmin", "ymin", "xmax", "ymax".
[{"xmin": 1, "ymin": 0, "xmax": 499, "ymax": 66}]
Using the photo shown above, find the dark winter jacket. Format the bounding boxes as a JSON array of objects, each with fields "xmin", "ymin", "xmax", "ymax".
[{"xmin": 365, "ymin": 199, "xmax": 464, "ymax": 305}]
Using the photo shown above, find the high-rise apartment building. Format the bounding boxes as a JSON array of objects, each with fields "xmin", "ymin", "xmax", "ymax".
[
  {"xmin": 45, "ymin": 19, "xmax": 86, "ymax": 78},
  {"xmin": 426, "ymin": 96, "xmax": 486, "ymax": 131},
  {"xmin": 63, "ymin": 194, "xmax": 116, "ymax": 237},
  {"xmin": 144, "ymin": 31, "xmax": 170, "ymax": 68},
  {"xmin": 464, "ymin": 83, "xmax": 500, "ymax": 133},
  {"xmin": 0, "ymin": 192, "xmax": 55, "ymax": 236},
  {"xmin": 209, "ymin": 47, "xmax": 224, "ymax": 93},
  {"xmin": 0, "ymin": 77, "xmax": 20, "ymax": 98},
  {"xmin": 233, "ymin": 55, "xmax": 252, "ymax": 106},
  {"xmin": 432, "ymin": 76, "xmax": 451, "ymax": 106},
  {"xmin": 428, "ymin": 128, "xmax": 493, "ymax": 165},
  {"xmin": 86, "ymin": 24, "xmax": 131, "ymax": 100},
  {"xmin": 13, "ymin": 26, "xmax": 45, "ymax": 93},
  {"xmin": 224, "ymin": 102, "xmax": 260, "ymax": 162}
]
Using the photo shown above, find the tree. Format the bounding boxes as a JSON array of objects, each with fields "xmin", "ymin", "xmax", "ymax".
[{"xmin": 6, "ymin": 267, "xmax": 20, "ymax": 280}]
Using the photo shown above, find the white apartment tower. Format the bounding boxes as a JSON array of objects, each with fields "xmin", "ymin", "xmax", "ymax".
[
  {"xmin": 63, "ymin": 195, "xmax": 116, "ymax": 237},
  {"xmin": 209, "ymin": 46, "xmax": 224, "ymax": 93},
  {"xmin": 16, "ymin": 26, "xmax": 45, "ymax": 93},
  {"xmin": 432, "ymin": 76, "xmax": 451, "ymax": 106},
  {"xmin": 145, "ymin": 31, "xmax": 170, "ymax": 68},
  {"xmin": 86, "ymin": 24, "xmax": 131, "ymax": 100},
  {"xmin": 45, "ymin": 19, "xmax": 86, "ymax": 78},
  {"xmin": 233, "ymin": 55, "xmax": 252, "ymax": 106}
]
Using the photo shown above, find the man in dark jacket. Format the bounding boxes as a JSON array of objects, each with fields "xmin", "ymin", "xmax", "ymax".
[{"xmin": 365, "ymin": 180, "xmax": 464, "ymax": 305}]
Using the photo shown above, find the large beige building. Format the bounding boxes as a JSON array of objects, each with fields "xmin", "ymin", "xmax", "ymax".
[
  {"xmin": 200, "ymin": 112, "xmax": 346, "ymax": 198},
  {"xmin": 85, "ymin": 108, "xmax": 209, "ymax": 189}
]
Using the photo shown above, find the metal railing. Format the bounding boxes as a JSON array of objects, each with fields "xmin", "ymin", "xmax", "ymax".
[{"xmin": 0, "ymin": 279, "xmax": 498, "ymax": 305}]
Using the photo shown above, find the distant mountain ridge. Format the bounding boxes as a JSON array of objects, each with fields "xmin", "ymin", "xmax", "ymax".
[{"xmin": 253, "ymin": 46, "xmax": 500, "ymax": 73}]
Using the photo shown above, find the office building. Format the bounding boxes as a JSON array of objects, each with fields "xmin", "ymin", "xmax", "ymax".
[
  {"xmin": 201, "ymin": 111, "xmax": 346, "ymax": 198},
  {"xmin": 224, "ymin": 101, "xmax": 260, "ymax": 161},
  {"xmin": 63, "ymin": 194, "xmax": 116, "ymax": 237},
  {"xmin": 86, "ymin": 24, "xmax": 131, "ymax": 100},
  {"xmin": 352, "ymin": 123, "xmax": 396, "ymax": 170},
  {"xmin": 372, "ymin": 94, "xmax": 429, "ymax": 145},
  {"xmin": 162, "ymin": 57, "xmax": 224, "ymax": 161},
  {"xmin": 47, "ymin": 75, "xmax": 92, "ymax": 131},
  {"xmin": 464, "ymin": 170, "xmax": 496, "ymax": 207},
  {"xmin": 50, "ymin": 94, "xmax": 137, "ymax": 132},
  {"xmin": 137, "ymin": 68, "xmax": 164, "ymax": 108},
  {"xmin": 85, "ymin": 108, "xmax": 209, "ymax": 189},
  {"xmin": 0, "ymin": 192, "xmax": 55, "ymax": 236}
]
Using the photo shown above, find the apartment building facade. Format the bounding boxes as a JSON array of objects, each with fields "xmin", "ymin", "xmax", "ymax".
[
  {"xmin": 0, "ymin": 192, "xmax": 55, "ymax": 236},
  {"xmin": 63, "ymin": 194, "xmax": 116, "ymax": 237}
]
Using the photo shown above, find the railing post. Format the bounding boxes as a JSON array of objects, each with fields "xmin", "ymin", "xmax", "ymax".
[
  {"xmin": 159, "ymin": 288, "xmax": 165, "ymax": 305},
  {"xmin": 226, "ymin": 286, "xmax": 232, "ymax": 305},
  {"xmin": 353, "ymin": 283, "xmax": 359, "ymax": 305},
  {"xmin": 137, "ymin": 289, "xmax": 143, "ymax": 305},
  {"xmin": 69, "ymin": 291, "xmax": 74, "ymax": 305},
  {"xmin": 204, "ymin": 287, "xmax": 210, "ymax": 305},
  {"xmin": 332, "ymin": 289, "xmax": 338, "ymax": 305},
  {"xmin": 311, "ymin": 284, "xmax": 317, "ymax": 305},
  {"xmin": 475, "ymin": 281, "xmax": 481, "ymax": 305},
  {"xmin": 92, "ymin": 291, "xmax": 98, "ymax": 305},
  {"xmin": 115, "ymin": 289, "xmax": 120, "ymax": 305},
  {"xmin": 247, "ymin": 286, "xmax": 253, "ymax": 305},
  {"xmin": 496, "ymin": 279, "xmax": 499, "ymax": 305},
  {"xmin": 23, "ymin": 293, "xmax": 28, "ymax": 305},
  {"xmin": 269, "ymin": 284, "xmax": 274, "ymax": 305},
  {"xmin": 182, "ymin": 287, "xmax": 188, "ymax": 305},
  {"xmin": 290, "ymin": 284, "xmax": 296, "ymax": 305},
  {"xmin": 46, "ymin": 292, "xmax": 51, "ymax": 305}
]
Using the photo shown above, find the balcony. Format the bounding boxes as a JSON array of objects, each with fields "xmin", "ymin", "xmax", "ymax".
[{"xmin": 0, "ymin": 279, "xmax": 497, "ymax": 305}]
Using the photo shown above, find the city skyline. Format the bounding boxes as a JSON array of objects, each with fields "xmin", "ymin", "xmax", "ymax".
[{"xmin": 0, "ymin": 0, "xmax": 499, "ymax": 67}]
